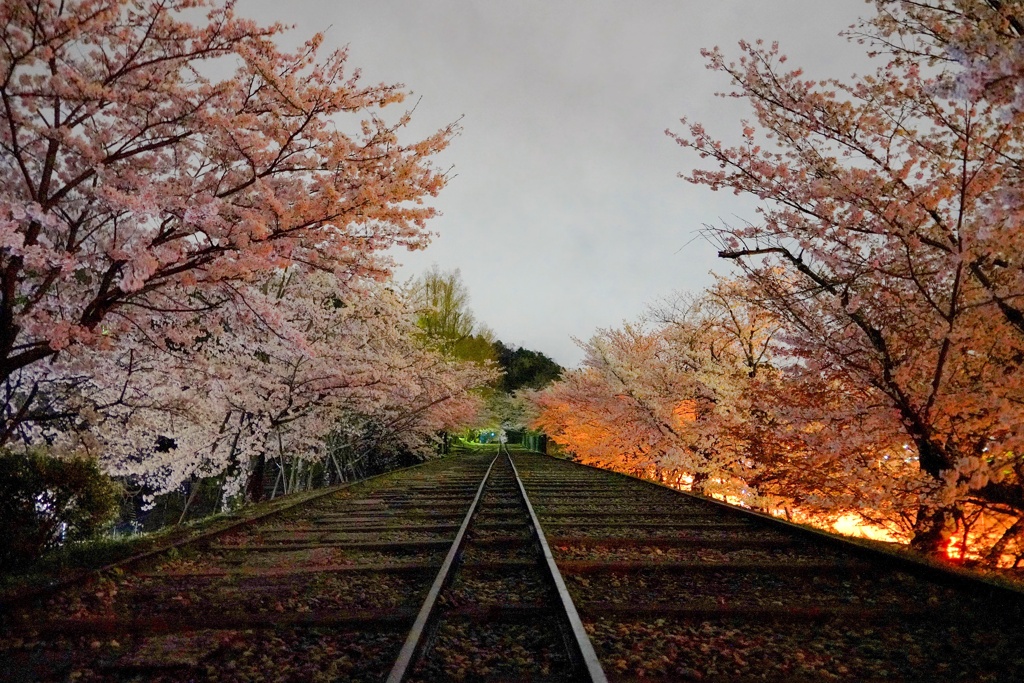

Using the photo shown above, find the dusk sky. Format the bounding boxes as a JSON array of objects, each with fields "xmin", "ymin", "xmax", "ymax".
[{"xmin": 239, "ymin": 0, "xmax": 875, "ymax": 367}]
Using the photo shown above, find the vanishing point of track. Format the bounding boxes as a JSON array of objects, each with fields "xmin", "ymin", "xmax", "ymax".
[{"xmin": 3, "ymin": 450, "xmax": 1024, "ymax": 682}]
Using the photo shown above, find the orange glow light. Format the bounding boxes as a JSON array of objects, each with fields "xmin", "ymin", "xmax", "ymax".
[{"xmin": 832, "ymin": 513, "xmax": 900, "ymax": 543}]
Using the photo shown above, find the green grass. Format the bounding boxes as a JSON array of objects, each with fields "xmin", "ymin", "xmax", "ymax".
[
  {"xmin": 2, "ymin": 514, "xmax": 216, "ymax": 601},
  {"xmin": 449, "ymin": 438, "xmax": 495, "ymax": 453}
]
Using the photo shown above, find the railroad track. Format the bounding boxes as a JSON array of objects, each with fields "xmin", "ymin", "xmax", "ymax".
[
  {"xmin": 2, "ymin": 449, "xmax": 1023, "ymax": 682},
  {"xmin": 386, "ymin": 451, "xmax": 603, "ymax": 682},
  {"xmin": 0, "ymin": 452, "xmax": 604, "ymax": 682}
]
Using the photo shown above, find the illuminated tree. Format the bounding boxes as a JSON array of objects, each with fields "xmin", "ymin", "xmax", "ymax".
[
  {"xmin": 868, "ymin": 0, "xmax": 1024, "ymax": 342},
  {"xmin": 669, "ymin": 6, "xmax": 1024, "ymax": 554},
  {"xmin": 0, "ymin": 0, "xmax": 453, "ymax": 439},
  {"xmin": 408, "ymin": 266, "xmax": 491, "ymax": 359},
  {"xmin": 531, "ymin": 284, "xmax": 780, "ymax": 498},
  {"xmin": 32, "ymin": 270, "xmax": 493, "ymax": 500}
]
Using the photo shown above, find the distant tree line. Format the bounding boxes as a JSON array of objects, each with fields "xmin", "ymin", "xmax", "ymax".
[
  {"xmin": 409, "ymin": 266, "xmax": 563, "ymax": 394},
  {"xmin": 491, "ymin": 340, "xmax": 562, "ymax": 393}
]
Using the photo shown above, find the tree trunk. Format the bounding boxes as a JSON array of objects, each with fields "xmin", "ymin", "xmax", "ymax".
[
  {"xmin": 910, "ymin": 505, "xmax": 954, "ymax": 556},
  {"xmin": 691, "ymin": 471, "xmax": 709, "ymax": 496},
  {"xmin": 176, "ymin": 476, "xmax": 201, "ymax": 526},
  {"xmin": 985, "ymin": 515, "xmax": 1024, "ymax": 565},
  {"xmin": 245, "ymin": 452, "xmax": 266, "ymax": 503}
]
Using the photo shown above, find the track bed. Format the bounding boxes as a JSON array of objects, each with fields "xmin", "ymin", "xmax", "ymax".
[
  {"xmin": 515, "ymin": 453, "xmax": 1024, "ymax": 682},
  {"xmin": 4, "ymin": 451, "xmax": 1023, "ymax": 682}
]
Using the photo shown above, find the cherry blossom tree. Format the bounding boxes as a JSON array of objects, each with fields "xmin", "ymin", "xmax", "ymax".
[
  {"xmin": 870, "ymin": 1, "xmax": 1024, "ymax": 113},
  {"xmin": 668, "ymin": 9, "xmax": 1024, "ymax": 554},
  {"xmin": 530, "ymin": 281, "xmax": 936, "ymax": 545},
  {"xmin": 867, "ymin": 1, "xmax": 1024, "ymax": 341},
  {"xmin": 30, "ymin": 269, "xmax": 493, "ymax": 503},
  {"xmin": 531, "ymin": 284, "xmax": 780, "ymax": 500},
  {"xmin": 0, "ymin": 0, "xmax": 454, "ymax": 439}
]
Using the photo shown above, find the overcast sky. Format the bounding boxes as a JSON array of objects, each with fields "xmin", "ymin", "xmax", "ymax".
[{"xmin": 238, "ymin": 0, "xmax": 875, "ymax": 367}]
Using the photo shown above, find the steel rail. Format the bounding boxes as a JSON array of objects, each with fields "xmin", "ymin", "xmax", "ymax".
[
  {"xmin": 385, "ymin": 454, "xmax": 500, "ymax": 683},
  {"xmin": 506, "ymin": 453, "xmax": 609, "ymax": 683}
]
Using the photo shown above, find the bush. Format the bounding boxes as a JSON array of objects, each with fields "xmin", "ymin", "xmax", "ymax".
[{"xmin": 0, "ymin": 449, "xmax": 122, "ymax": 569}]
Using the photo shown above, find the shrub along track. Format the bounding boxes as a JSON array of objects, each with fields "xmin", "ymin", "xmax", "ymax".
[
  {"xmin": 514, "ymin": 452, "xmax": 1024, "ymax": 682},
  {"xmin": 3, "ymin": 450, "xmax": 1023, "ymax": 682}
]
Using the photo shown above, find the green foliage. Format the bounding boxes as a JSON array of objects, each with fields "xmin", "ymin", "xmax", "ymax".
[
  {"xmin": 492, "ymin": 340, "xmax": 563, "ymax": 392},
  {"xmin": 408, "ymin": 266, "xmax": 497, "ymax": 366},
  {"xmin": 406, "ymin": 267, "xmax": 562, "ymax": 395},
  {"xmin": 449, "ymin": 332, "xmax": 498, "ymax": 366},
  {"xmin": 0, "ymin": 449, "xmax": 122, "ymax": 569},
  {"xmin": 410, "ymin": 266, "xmax": 476, "ymax": 352}
]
